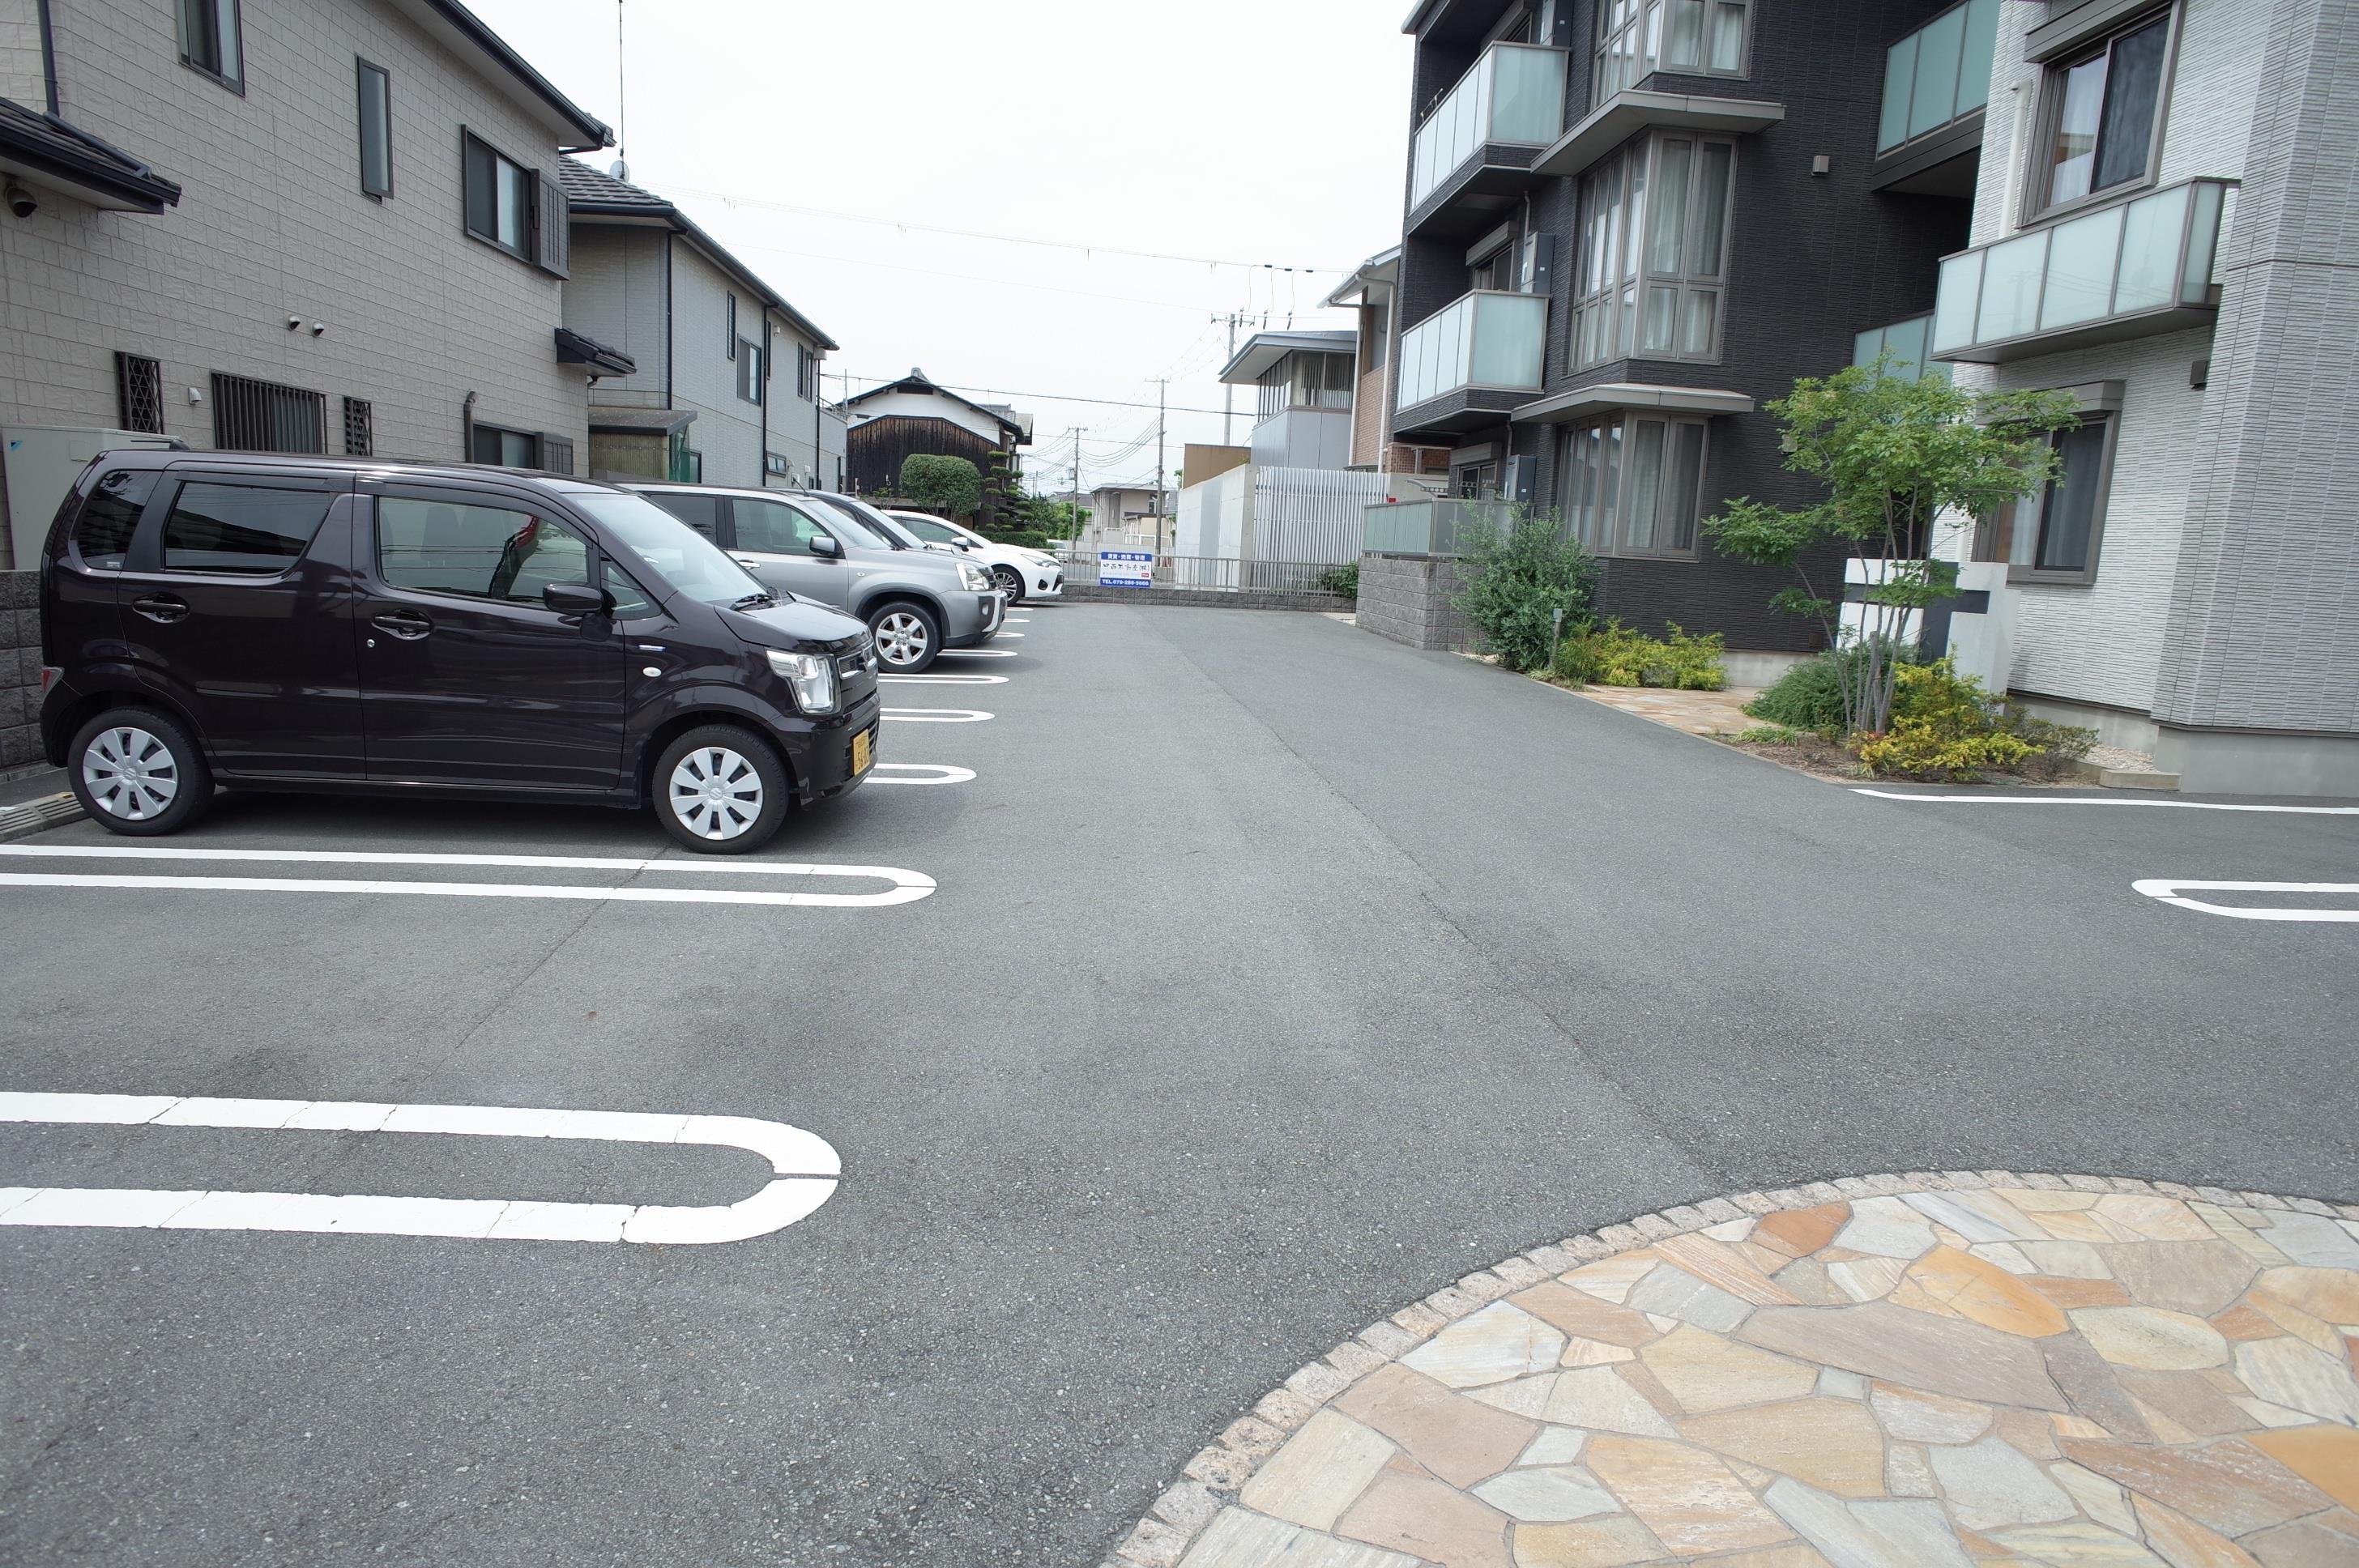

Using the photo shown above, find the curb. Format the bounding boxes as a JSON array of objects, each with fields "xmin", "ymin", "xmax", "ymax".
[
  {"xmin": 1097, "ymin": 1170, "xmax": 2359, "ymax": 1568},
  {"xmin": 0, "ymin": 790, "xmax": 85, "ymax": 843}
]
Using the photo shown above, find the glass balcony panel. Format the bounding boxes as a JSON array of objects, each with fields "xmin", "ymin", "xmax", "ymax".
[
  {"xmin": 1931, "ymin": 251, "xmax": 1983, "ymax": 353},
  {"xmin": 2181, "ymin": 181, "xmax": 2223, "ymax": 305},
  {"xmin": 1491, "ymin": 45, "xmax": 1565, "ymax": 143},
  {"xmin": 1888, "ymin": 314, "xmax": 1930, "ymax": 374},
  {"xmin": 1879, "ymin": 35, "xmax": 1918, "ymax": 153},
  {"xmin": 1397, "ymin": 292, "xmax": 1546, "ymax": 409},
  {"xmin": 1908, "ymin": 6, "xmax": 1965, "ymax": 141},
  {"xmin": 2113, "ymin": 182, "xmax": 2186, "ymax": 313},
  {"xmin": 1976, "ymin": 232, "xmax": 2049, "ymax": 343},
  {"xmin": 2041, "ymin": 205, "xmax": 2125, "ymax": 330},
  {"xmin": 1409, "ymin": 44, "xmax": 1568, "ymax": 209},
  {"xmin": 1958, "ymin": 0, "xmax": 1999, "ymax": 114}
]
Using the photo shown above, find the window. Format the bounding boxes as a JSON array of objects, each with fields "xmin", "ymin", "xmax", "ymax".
[
  {"xmin": 463, "ymin": 132, "xmax": 535, "ymax": 259},
  {"xmin": 177, "ymin": 0, "xmax": 242, "ymax": 90},
  {"xmin": 71, "ymin": 470, "xmax": 157, "ymax": 570},
  {"xmin": 727, "ymin": 295, "xmax": 738, "ymax": 356},
  {"xmin": 895, "ymin": 515, "xmax": 962, "ymax": 545},
  {"xmin": 469, "ymin": 424, "xmax": 540, "ymax": 468},
  {"xmin": 378, "ymin": 498, "xmax": 592, "ymax": 603},
  {"xmin": 543, "ymin": 435, "xmax": 574, "ymax": 476},
  {"xmin": 603, "ymin": 556, "xmax": 658, "ymax": 618},
  {"xmin": 643, "ymin": 490, "xmax": 722, "ymax": 539},
  {"xmin": 116, "ymin": 353, "xmax": 164, "ymax": 434},
  {"xmin": 2033, "ymin": 11, "xmax": 2171, "ymax": 215},
  {"xmin": 737, "ymin": 340, "xmax": 763, "ymax": 404},
  {"xmin": 1597, "ymin": 0, "xmax": 1747, "ymax": 98},
  {"xmin": 1559, "ymin": 412, "xmax": 1710, "ymax": 557},
  {"xmin": 733, "ymin": 497, "xmax": 835, "ymax": 556},
  {"xmin": 343, "ymin": 397, "xmax": 373, "ymax": 457},
  {"xmin": 212, "ymin": 373, "xmax": 325, "ymax": 454},
  {"xmin": 357, "ymin": 61, "xmax": 393, "ymax": 197},
  {"xmin": 796, "ymin": 344, "xmax": 817, "ymax": 400},
  {"xmin": 764, "ymin": 452, "xmax": 791, "ymax": 477},
  {"xmin": 1572, "ymin": 134, "xmax": 1735, "ymax": 368},
  {"xmin": 1367, "ymin": 303, "xmax": 1391, "ymax": 371},
  {"xmin": 163, "ymin": 483, "xmax": 335, "ymax": 574},
  {"xmin": 1980, "ymin": 417, "xmax": 2116, "ymax": 582},
  {"xmin": 1471, "ymin": 240, "xmax": 1517, "ymax": 293}
]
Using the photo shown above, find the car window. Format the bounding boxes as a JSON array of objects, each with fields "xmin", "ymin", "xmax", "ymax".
[
  {"xmin": 70, "ymin": 469, "xmax": 157, "ymax": 570},
  {"xmin": 378, "ymin": 496, "xmax": 592, "ymax": 605},
  {"xmin": 566, "ymin": 491, "xmax": 768, "ymax": 607},
  {"xmin": 896, "ymin": 515, "xmax": 958, "ymax": 544},
  {"xmin": 603, "ymin": 557, "xmax": 659, "ymax": 618},
  {"xmin": 734, "ymin": 497, "xmax": 834, "ymax": 556},
  {"xmin": 162, "ymin": 482, "xmax": 336, "ymax": 575},
  {"xmin": 642, "ymin": 490, "xmax": 723, "ymax": 541}
]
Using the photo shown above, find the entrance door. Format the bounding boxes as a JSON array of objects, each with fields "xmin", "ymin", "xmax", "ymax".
[
  {"xmin": 726, "ymin": 495, "xmax": 852, "ymax": 607},
  {"xmin": 355, "ymin": 483, "xmax": 626, "ymax": 791},
  {"xmin": 113, "ymin": 469, "xmax": 363, "ymax": 778}
]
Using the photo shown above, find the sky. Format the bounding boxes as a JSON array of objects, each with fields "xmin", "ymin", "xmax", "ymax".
[{"xmin": 466, "ymin": 0, "xmax": 1416, "ymax": 494}]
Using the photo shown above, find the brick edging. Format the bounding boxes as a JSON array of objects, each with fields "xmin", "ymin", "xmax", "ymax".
[{"xmin": 1097, "ymin": 1170, "xmax": 2359, "ymax": 1568}]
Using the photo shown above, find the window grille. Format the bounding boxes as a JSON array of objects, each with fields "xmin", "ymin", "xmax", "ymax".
[
  {"xmin": 211, "ymin": 372, "xmax": 326, "ymax": 454},
  {"xmin": 116, "ymin": 353, "xmax": 164, "ymax": 434},
  {"xmin": 543, "ymin": 435, "xmax": 575, "ymax": 475},
  {"xmin": 342, "ymin": 396, "xmax": 373, "ymax": 457}
]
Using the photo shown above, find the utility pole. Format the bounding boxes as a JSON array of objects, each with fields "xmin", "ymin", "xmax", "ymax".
[
  {"xmin": 1213, "ymin": 309, "xmax": 1245, "ymax": 446},
  {"xmin": 1151, "ymin": 378, "xmax": 1168, "ymax": 556},
  {"xmin": 1069, "ymin": 425, "xmax": 1082, "ymax": 499}
]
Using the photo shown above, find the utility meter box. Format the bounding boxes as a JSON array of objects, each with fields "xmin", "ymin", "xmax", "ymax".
[{"xmin": 2, "ymin": 425, "xmax": 186, "ymax": 569}]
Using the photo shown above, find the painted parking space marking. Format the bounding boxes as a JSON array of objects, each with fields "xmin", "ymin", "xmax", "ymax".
[
  {"xmin": 867, "ymin": 763, "xmax": 976, "ymax": 786},
  {"xmin": 998, "ymin": 632, "xmax": 1025, "ymax": 637},
  {"xmin": 936, "ymin": 650, "xmax": 1015, "ymax": 660},
  {"xmin": 0, "ymin": 846, "xmax": 935, "ymax": 907},
  {"xmin": 882, "ymin": 708, "xmax": 992, "ymax": 724},
  {"xmin": 2131, "ymin": 880, "xmax": 2359, "ymax": 922},
  {"xmin": 879, "ymin": 673, "xmax": 1007, "ymax": 685},
  {"xmin": 1854, "ymin": 789, "xmax": 2359, "ymax": 815},
  {"xmin": 0, "ymin": 1092, "xmax": 839, "ymax": 1244},
  {"xmin": 1006, "ymin": 617, "xmax": 1031, "ymax": 624}
]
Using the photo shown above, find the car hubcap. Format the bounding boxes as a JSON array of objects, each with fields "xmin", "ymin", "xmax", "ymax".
[
  {"xmin": 875, "ymin": 611, "xmax": 930, "ymax": 667},
  {"xmin": 992, "ymin": 568, "xmax": 1022, "ymax": 597},
  {"xmin": 83, "ymin": 726, "xmax": 180, "ymax": 820},
  {"xmin": 669, "ymin": 747, "xmax": 763, "ymax": 841}
]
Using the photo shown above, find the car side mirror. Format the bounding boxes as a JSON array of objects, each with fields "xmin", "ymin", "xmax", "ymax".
[
  {"xmin": 810, "ymin": 534, "xmax": 842, "ymax": 558},
  {"xmin": 544, "ymin": 582, "xmax": 608, "ymax": 616}
]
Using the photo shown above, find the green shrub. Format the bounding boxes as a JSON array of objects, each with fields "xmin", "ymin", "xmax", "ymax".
[
  {"xmin": 1857, "ymin": 722, "xmax": 2037, "ymax": 781},
  {"xmin": 1736, "ymin": 724, "xmax": 1807, "ymax": 746},
  {"xmin": 1555, "ymin": 620, "xmax": 1726, "ymax": 690},
  {"xmin": 898, "ymin": 454, "xmax": 983, "ymax": 518},
  {"xmin": 1995, "ymin": 703, "xmax": 2098, "ymax": 782},
  {"xmin": 1744, "ymin": 641, "xmax": 1918, "ymax": 735},
  {"xmin": 1316, "ymin": 563, "xmax": 1360, "ymax": 599},
  {"xmin": 1451, "ymin": 512, "xmax": 1599, "ymax": 673}
]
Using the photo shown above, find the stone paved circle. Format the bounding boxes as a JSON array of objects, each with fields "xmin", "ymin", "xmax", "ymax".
[{"xmin": 1105, "ymin": 1174, "xmax": 2359, "ymax": 1568}]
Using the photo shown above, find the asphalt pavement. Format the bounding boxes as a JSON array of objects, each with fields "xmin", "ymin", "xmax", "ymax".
[{"xmin": 2, "ymin": 604, "xmax": 2353, "ymax": 1566}]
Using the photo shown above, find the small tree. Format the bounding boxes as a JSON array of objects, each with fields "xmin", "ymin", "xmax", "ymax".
[
  {"xmin": 899, "ymin": 454, "xmax": 982, "ymax": 518},
  {"xmin": 1452, "ymin": 509, "xmax": 1598, "ymax": 672},
  {"xmin": 1702, "ymin": 360, "xmax": 2081, "ymax": 735}
]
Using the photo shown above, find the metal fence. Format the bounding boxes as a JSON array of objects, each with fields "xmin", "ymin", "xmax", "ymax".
[{"xmin": 1054, "ymin": 553, "xmax": 1353, "ymax": 594}]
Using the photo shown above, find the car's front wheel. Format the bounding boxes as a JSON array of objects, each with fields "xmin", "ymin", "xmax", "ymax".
[
  {"xmin": 69, "ymin": 708, "xmax": 213, "ymax": 837},
  {"xmin": 654, "ymin": 726, "xmax": 790, "ymax": 854},
  {"xmin": 989, "ymin": 565, "xmax": 1025, "ymax": 603},
  {"xmin": 868, "ymin": 599, "xmax": 941, "ymax": 673}
]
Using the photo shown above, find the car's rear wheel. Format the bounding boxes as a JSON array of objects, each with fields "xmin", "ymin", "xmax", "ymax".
[
  {"xmin": 989, "ymin": 565, "xmax": 1025, "ymax": 603},
  {"xmin": 655, "ymin": 726, "xmax": 789, "ymax": 854},
  {"xmin": 868, "ymin": 599, "xmax": 941, "ymax": 673},
  {"xmin": 69, "ymin": 708, "xmax": 212, "ymax": 837}
]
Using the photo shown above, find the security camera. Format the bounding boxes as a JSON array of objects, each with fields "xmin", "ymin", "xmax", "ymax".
[
  {"xmin": 309, "ymin": 323, "xmax": 326, "ymax": 337},
  {"xmin": 288, "ymin": 316, "xmax": 302, "ymax": 330},
  {"xmin": 5, "ymin": 182, "xmax": 36, "ymax": 219}
]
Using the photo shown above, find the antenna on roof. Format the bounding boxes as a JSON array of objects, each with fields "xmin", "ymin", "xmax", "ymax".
[{"xmin": 608, "ymin": 1, "xmax": 629, "ymax": 182}]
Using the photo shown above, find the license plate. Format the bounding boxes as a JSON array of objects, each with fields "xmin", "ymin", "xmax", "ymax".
[{"xmin": 851, "ymin": 728, "xmax": 872, "ymax": 775}]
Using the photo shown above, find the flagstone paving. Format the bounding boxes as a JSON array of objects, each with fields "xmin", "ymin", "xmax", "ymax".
[{"xmin": 1107, "ymin": 1177, "xmax": 2359, "ymax": 1568}]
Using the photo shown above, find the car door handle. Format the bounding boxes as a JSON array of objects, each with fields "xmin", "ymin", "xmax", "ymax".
[
  {"xmin": 371, "ymin": 610, "xmax": 433, "ymax": 641},
  {"xmin": 130, "ymin": 594, "xmax": 190, "ymax": 624},
  {"xmin": 732, "ymin": 556, "xmax": 763, "ymax": 569}
]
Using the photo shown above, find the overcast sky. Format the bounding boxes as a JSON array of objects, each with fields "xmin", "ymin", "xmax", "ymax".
[{"xmin": 466, "ymin": 0, "xmax": 1414, "ymax": 493}]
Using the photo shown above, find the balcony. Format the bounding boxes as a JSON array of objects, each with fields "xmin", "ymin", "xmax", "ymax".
[
  {"xmin": 1363, "ymin": 497, "xmax": 1511, "ymax": 557},
  {"xmin": 1406, "ymin": 42, "xmax": 1568, "ymax": 237},
  {"xmin": 1931, "ymin": 179, "xmax": 2230, "ymax": 364},
  {"xmin": 1871, "ymin": 0, "xmax": 1998, "ymax": 196},
  {"xmin": 1851, "ymin": 315, "xmax": 1951, "ymax": 383},
  {"xmin": 1395, "ymin": 291, "xmax": 1548, "ymax": 435},
  {"xmin": 1532, "ymin": 88, "xmax": 1783, "ymax": 182}
]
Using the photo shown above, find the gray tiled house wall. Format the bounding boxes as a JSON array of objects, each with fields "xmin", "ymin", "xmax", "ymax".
[
  {"xmin": 0, "ymin": 0, "xmax": 590, "ymax": 563},
  {"xmin": 667, "ymin": 243, "xmax": 762, "ymax": 489},
  {"xmin": 763, "ymin": 308, "xmax": 825, "ymax": 486},
  {"xmin": 566, "ymin": 226, "xmax": 672, "ymax": 410}
]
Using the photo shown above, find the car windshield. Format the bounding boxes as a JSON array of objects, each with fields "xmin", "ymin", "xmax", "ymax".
[
  {"xmin": 798, "ymin": 496, "xmax": 891, "ymax": 551},
  {"xmin": 568, "ymin": 491, "xmax": 770, "ymax": 607},
  {"xmin": 814, "ymin": 494, "xmax": 928, "ymax": 550}
]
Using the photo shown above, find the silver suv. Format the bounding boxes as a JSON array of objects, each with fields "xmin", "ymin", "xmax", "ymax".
[{"xmin": 631, "ymin": 485, "xmax": 1004, "ymax": 671}]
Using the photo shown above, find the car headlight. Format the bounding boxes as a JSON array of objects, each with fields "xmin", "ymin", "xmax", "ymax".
[
  {"xmin": 958, "ymin": 560, "xmax": 992, "ymax": 591},
  {"xmin": 766, "ymin": 649, "xmax": 838, "ymax": 715}
]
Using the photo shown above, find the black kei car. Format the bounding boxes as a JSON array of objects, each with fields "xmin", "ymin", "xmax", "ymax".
[{"xmin": 38, "ymin": 453, "xmax": 881, "ymax": 854}]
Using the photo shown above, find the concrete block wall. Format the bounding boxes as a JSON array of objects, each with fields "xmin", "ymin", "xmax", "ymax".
[
  {"xmin": 1357, "ymin": 553, "xmax": 1480, "ymax": 652},
  {"xmin": 0, "ymin": 571, "xmax": 42, "ymax": 769}
]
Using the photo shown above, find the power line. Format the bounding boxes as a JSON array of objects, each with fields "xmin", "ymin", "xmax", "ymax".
[
  {"xmin": 665, "ymin": 185, "xmax": 1348, "ymax": 274},
  {"xmin": 723, "ymin": 239, "xmax": 1222, "ymax": 315},
  {"xmin": 838, "ymin": 373, "xmax": 1238, "ymax": 416}
]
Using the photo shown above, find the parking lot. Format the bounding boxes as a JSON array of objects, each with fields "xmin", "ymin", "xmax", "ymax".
[{"xmin": 3, "ymin": 603, "xmax": 2356, "ymax": 1567}]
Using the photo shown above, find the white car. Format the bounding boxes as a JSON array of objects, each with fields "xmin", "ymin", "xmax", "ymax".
[{"xmin": 886, "ymin": 510, "xmax": 1064, "ymax": 603}]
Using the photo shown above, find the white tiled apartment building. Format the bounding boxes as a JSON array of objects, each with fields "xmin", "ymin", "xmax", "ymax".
[{"xmin": 0, "ymin": 0, "xmax": 615, "ymax": 563}]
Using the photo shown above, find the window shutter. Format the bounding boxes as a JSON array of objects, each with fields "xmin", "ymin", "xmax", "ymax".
[{"xmin": 536, "ymin": 173, "xmax": 569, "ymax": 277}]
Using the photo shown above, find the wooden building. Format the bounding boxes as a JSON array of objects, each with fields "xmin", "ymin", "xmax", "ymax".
[{"xmin": 842, "ymin": 369, "xmax": 1031, "ymax": 522}]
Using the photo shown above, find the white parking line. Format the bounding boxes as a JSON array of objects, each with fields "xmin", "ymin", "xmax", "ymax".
[
  {"xmin": 879, "ymin": 673, "xmax": 1007, "ymax": 685},
  {"xmin": 936, "ymin": 650, "xmax": 1015, "ymax": 658},
  {"xmin": 1854, "ymin": 789, "xmax": 2359, "ymax": 815},
  {"xmin": 881, "ymin": 708, "xmax": 992, "ymax": 724},
  {"xmin": 1006, "ymin": 617, "xmax": 1031, "ymax": 624},
  {"xmin": 0, "ymin": 846, "xmax": 935, "ymax": 907},
  {"xmin": 998, "ymin": 633, "xmax": 1025, "ymax": 637},
  {"xmin": 2131, "ymin": 880, "xmax": 2359, "ymax": 922},
  {"xmin": 0, "ymin": 1092, "xmax": 839, "ymax": 1244},
  {"xmin": 866, "ymin": 763, "xmax": 976, "ymax": 786}
]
